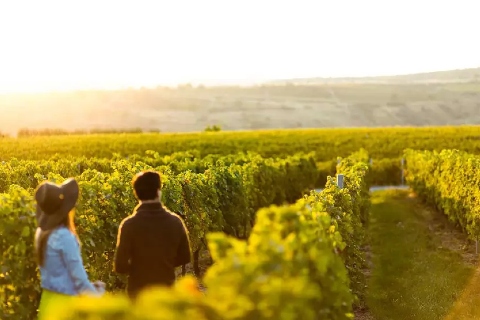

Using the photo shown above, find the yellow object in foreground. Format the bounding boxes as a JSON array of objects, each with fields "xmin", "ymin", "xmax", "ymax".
[{"xmin": 38, "ymin": 289, "xmax": 76, "ymax": 320}]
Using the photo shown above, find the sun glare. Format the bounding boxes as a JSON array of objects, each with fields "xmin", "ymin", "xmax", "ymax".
[{"xmin": 0, "ymin": 0, "xmax": 479, "ymax": 94}]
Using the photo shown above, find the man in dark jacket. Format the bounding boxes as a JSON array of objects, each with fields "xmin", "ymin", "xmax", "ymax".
[{"xmin": 113, "ymin": 170, "xmax": 192, "ymax": 299}]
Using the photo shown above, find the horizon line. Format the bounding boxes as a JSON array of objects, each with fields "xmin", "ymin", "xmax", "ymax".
[{"xmin": 1, "ymin": 66, "xmax": 478, "ymax": 95}]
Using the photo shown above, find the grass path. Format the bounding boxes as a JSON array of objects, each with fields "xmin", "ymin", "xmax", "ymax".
[{"xmin": 365, "ymin": 189, "xmax": 480, "ymax": 320}]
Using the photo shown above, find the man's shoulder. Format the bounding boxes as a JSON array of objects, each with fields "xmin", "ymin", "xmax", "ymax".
[
  {"xmin": 119, "ymin": 214, "xmax": 135, "ymax": 228},
  {"xmin": 163, "ymin": 207, "xmax": 186, "ymax": 224}
]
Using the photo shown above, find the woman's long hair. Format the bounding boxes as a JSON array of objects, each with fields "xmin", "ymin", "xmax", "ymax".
[{"xmin": 34, "ymin": 209, "xmax": 79, "ymax": 266}]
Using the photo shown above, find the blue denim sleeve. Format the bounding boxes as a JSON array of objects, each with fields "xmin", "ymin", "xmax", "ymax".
[{"xmin": 58, "ymin": 229, "xmax": 99, "ymax": 295}]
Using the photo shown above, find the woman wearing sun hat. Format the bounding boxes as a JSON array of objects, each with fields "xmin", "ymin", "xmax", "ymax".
[{"xmin": 34, "ymin": 178, "xmax": 105, "ymax": 319}]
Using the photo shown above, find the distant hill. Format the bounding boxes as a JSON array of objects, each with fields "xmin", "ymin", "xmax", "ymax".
[
  {"xmin": 267, "ymin": 67, "xmax": 480, "ymax": 85},
  {"xmin": 1, "ymin": 68, "xmax": 480, "ymax": 136}
]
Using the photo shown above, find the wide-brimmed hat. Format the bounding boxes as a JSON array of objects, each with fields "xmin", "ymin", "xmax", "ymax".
[{"xmin": 35, "ymin": 178, "xmax": 79, "ymax": 230}]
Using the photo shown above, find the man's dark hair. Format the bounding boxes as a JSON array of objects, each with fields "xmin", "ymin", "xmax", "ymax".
[{"xmin": 132, "ymin": 171, "xmax": 162, "ymax": 201}]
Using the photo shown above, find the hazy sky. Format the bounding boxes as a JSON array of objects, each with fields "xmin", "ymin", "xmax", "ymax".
[{"xmin": 0, "ymin": 0, "xmax": 479, "ymax": 93}]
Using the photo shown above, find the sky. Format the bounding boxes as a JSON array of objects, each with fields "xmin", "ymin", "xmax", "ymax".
[{"xmin": 0, "ymin": 0, "xmax": 479, "ymax": 93}]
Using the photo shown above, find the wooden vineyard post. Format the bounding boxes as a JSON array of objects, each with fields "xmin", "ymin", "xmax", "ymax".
[
  {"xmin": 401, "ymin": 158, "xmax": 405, "ymax": 186},
  {"xmin": 336, "ymin": 174, "xmax": 344, "ymax": 189},
  {"xmin": 476, "ymin": 235, "xmax": 478, "ymax": 255}
]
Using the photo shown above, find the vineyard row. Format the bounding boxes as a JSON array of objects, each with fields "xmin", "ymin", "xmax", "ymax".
[
  {"xmin": 1, "ymin": 125, "xmax": 480, "ymax": 161},
  {"xmin": 1, "ymin": 150, "xmax": 407, "ymax": 192},
  {"xmin": 405, "ymin": 148, "xmax": 480, "ymax": 242}
]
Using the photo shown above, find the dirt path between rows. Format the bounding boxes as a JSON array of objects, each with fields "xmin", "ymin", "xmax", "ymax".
[{"xmin": 364, "ymin": 189, "xmax": 479, "ymax": 320}]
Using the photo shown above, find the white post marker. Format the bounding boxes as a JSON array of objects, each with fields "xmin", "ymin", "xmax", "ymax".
[
  {"xmin": 336, "ymin": 174, "xmax": 344, "ymax": 189},
  {"xmin": 369, "ymin": 158, "xmax": 373, "ymax": 166}
]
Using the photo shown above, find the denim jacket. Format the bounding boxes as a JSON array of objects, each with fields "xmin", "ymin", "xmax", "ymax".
[{"xmin": 35, "ymin": 226, "xmax": 102, "ymax": 296}]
